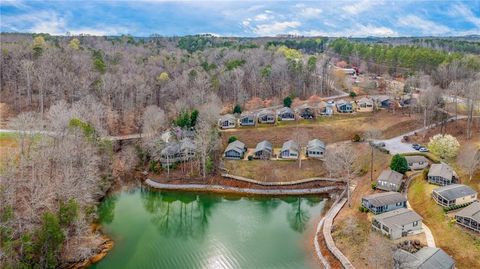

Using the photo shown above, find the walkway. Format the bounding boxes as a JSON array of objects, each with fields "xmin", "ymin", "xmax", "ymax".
[{"xmin": 144, "ymin": 179, "xmax": 342, "ymax": 196}]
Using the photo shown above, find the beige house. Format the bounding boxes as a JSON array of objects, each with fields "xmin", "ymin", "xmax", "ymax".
[
  {"xmin": 432, "ymin": 184, "xmax": 477, "ymax": 208},
  {"xmin": 372, "ymin": 208, "xmax": 423, "ymax": 240},
  {"xmin": 405, "ymin": 155, "xmax": 429, "ymax": 170},
  {"xmin": 428, "ymin": 163, "xmax": 458, "ymax": 186},
  {"xmin": 455, "ymin": 201, "xmax": 480, "ymax": 233},
  {"xmin": 356, "ymin": 97, "xmax": 374, "ymax": 112}
]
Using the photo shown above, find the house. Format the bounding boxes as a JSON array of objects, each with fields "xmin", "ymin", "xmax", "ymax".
[
  {"xmin": 295, "ymin": 104, "xmax": 315, "ymax": 119},
  {"xmin": 375, "ymin": 95, "xmax": 394, "ymax": 109},
  {"xmin": 455, "ymin": 201, "xmax": 480, "ymax": 233},
  {"xmin": 257, "ymin": 109, "xmax": 276, "ymax": 124},
  {"xmin": 405, "ymin": 156, "xmax": 429, "ymax": 170},
  {"xmin": 336, "ymin": 100, "xmax": 353, "ymax": 113},
  {"xmin": 277, "ymin": 107, "xmax": 295, "ymax": 121},
  {"xmin": 376, "ymin": 169, "xmax": 404, "ymax": 192},
  {"xmin": 160, "ymin": 143, "xmax": 181, "ymax": 165},
  {"xmin": 280, "ymin": 140, "xmax": 299, "ymax": 159},
  {"xmin": 239, "ymin": 112, "xmax": 256, "ymax": 126},
  {"xmin": 356, "ymin": 97, "xmax": 374, "ymax": 112},
  {"xmin": 393, "ymin": 247, "xmax": 455, "ymax": 269},
  {"xmin": 254, "ymin": 140, "xmax": 273, "ymax": 159},
  {"xmin": 224, "ymin": 140, "xmax": 247, "ymax": 160},
  {"xmin": 372, "ymin": 208, "xmax": 423, "ymax": 240},
  {"xmin": 218, "ymin": 114, "xmax": 236, "ymax": 129},
  {"xmin": 428, "ymin": 163, "xmax": 458, "ymax": 186},
  {"xmin": 306, "ymin": 139, "xmax": 326, "ymax": 158},
  {"xmin": 361, "ymin": 192, "xmax": 407, "ymax": 214},
  {"xmin": 432, "ymin": 184, "xmax": 477, "ymax": 208},
  {"xmin": 400, "ymin": 97, "xmax": 418, "ymax": 107},
  {"xmin": 179, "ymin": 138, "xmax": 196, "ymax": 160},
  {"xmin": 318, "ymin": 101, "xmax": 333, "ymax": 116}
]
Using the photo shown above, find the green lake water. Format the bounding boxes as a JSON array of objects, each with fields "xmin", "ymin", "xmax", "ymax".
[{"xmin": 91, "ymin": 188, "xmax": 327, "ymax": 269}]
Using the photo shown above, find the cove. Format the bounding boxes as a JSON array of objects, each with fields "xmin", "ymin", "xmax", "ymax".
[{"xmin": 91, "ymin": 188, "xmax": 328, "ymax": 269}]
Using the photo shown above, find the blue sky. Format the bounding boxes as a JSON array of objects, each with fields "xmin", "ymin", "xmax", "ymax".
[{"xmin": 1, "ymin": 0, "xmax": 479, "ymax": 37}]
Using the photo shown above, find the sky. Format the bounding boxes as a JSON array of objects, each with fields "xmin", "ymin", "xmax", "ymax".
[{"xmin": 1, "ymin": 0, "xmax": 480, "ymax": 37}]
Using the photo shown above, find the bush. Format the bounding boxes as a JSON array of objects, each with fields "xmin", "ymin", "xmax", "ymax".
[
  {"xmin": 148, "ymin": 161, "xmax": 160, "ymax": 173},
  {"xmin": 283, "ymin": 96, "xmax": 293, "ymax": 108},
  {"xmin": 390, "ymin": 154, "xmax": 409, "ymax": 174},
  {"xmin": 349, "ymin": 91, "xmax": 357, "ymax": 98},
  {"xmin": 247, "ymin": 155, "xmax": 253, "ymax": 161},
  {"xmin": 371, "ymin": 182, "xmax": 377, "ymax": 190},
  {"xmin": 228, "ymin": 136, "xmax": 238, "ymax": 143},
  {"xmin": 423, "ymin": 169, "xmax": 429, "ymax": 180},
  {"xmin": 58, "ymin": 199, "xmax": 79, "ymax": 227},
  {"xmin": 33, "ymin": 212, "xmax": 65, "ymax": 268},
  {"xmin": 352, "ymin": 133, "xmax": 361, "ymax": 142},
  {"xmin": 233, "ymin": 104, "xmax": 242, "ymax": 114},
  {"xmin": 359, "ymin": 206, "xmax": 369, "ymax": 213}
]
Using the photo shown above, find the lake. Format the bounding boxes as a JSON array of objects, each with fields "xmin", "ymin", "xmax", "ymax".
[{"xmin": 91, "ymin": 188, "xmax": 328, "ymax": 269}]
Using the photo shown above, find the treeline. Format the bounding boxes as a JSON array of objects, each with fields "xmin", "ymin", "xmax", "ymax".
[
  {"xmin": 177, "ymin": 34, "xmax": 258, "ymax": 53},
  {"xmin": 266, "ymin": 38, "xmax": 327, "ymax": 54},
  {"xmin": 412, "ymin": 38, "xmax": 480, "ymax": 54},
  {"xmin": 329, "ymin": 38, "xmax": 480, "ymax": 74}
]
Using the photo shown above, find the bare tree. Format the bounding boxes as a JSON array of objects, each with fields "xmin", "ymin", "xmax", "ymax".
[
  {"xmin": 325, "ymin": 143, "xmax": 358, "ymax": 206},
  {"xmin": 364, "ymin": 128, "xmax": 382, "ymax": 181},
  {"xmin": 142, "ymin": 105, "xmax": 166, "ymax": 136}
]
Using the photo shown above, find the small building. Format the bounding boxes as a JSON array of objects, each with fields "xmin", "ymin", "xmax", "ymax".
[
  {"xmin": 361, "ymin": 192, "xmax": 407, "ymax": 214},
  {"xmin": 257, "ymin": 110, "xmax": 276, "ymax": 124},
  {"xmin": 376, "ymin": 169, "xmax": 404, "ymax": 192},
  {"xmin": 455, "ymin": 201, "xmax": 480, "ymax": 233},
  {"xmin": 295, "ymin": 104, "xmax": 316, "ymax": 119},
  {"xmin": 372, "ymin": 208, "xmax": 423, "ymax": 240},
  {"xmin": 280, "ymin": 140, "xmax": 299, "ymax": 159},
  {"xmin": 306, "ymin": 139, "xmax": 326, "ymax": 158},
  {"xmin": 428, "ymin": 163, "xmax": 458, "ymax": 186},
  {"xmin": 336, "ymin": 100, "xmax": 353, "ymax": 113},
  {"xmin": 318, "ymin": 101, "xmax": 333, "ymax": 116},
  {"xmin": 356, "ymin": 97, "xmax": 374, "ymax": 112},
  {"xmin": 224, "ymin": 140, "xmax": 247, "ymax": 160},
  {"xmin": 393, "ymin": 247, "xmax": 455, "ymax": 269},
  {"xmin": 374, "ymin": 95, "xmax": 394, "ymax": 109},
  {"xmin": 160, "ymin": 143, "xmax": 181, "ymax": 165},
  {"xmin": 432, "ymin": 184, "xmax": 477, "ymax": 208},
  {"xmin": 239, "ymin": 112, "xmax": 256, "ymax": 126},
  {"xmin": 277, "ymin": 107, "xmax": 295, "ymax": 121},
  {"xmin": 254, "ymin": 140, "xmax": 273, "ymax": 159},
  {"xmin": 405, "ymin": 155, "xmax": 429, "ymax": 170},
  {"xmin": 218, "ymin": 114, "xmax": 236, "ymax": 129}
]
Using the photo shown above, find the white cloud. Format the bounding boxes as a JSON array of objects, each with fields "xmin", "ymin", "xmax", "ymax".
[
  {"xmin": 252, "ymin": 21, "xmax": 301, "ymax": 36},
  {"xmin": 343, "ymin": 0, "xmax": 382, "ymax": 15},
  {"xmin": 300, "ymin": 7, "xmax": 322, "ymax": 19},
  {"xmin": 253, "ymin": 12, "xmax": 274, "ymax": 22},
  {"xmin": 398, "ymin": 15, "xmax": 451, "ymax": 35},
  {"xmin": 452, "ymin": 4, "xmax": 480, "ymax": 28}
]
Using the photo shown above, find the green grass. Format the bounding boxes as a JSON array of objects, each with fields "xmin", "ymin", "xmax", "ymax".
[
  {"xmin": 0, "ymin": 132, "xmax": 18, "ymax": 139},
  {"xmin": 408, "ymin": 175, "xmax": 480, "ymax": 268}
]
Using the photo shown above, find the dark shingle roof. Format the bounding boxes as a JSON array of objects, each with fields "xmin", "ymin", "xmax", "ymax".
[
  {"xmin": 428, "ymin": 163, "xmax": 457, "ymax": 179},
  {"xmin": 362, "ymin": 192, "xmax": 406, "ymax": 207},
  {"xmin": 432, "ymin": 184, "xmax": 477, "ymax": 201},
  {"xmin": 374, "ymin": 208, "xmax": 422, "ymax": 229},
  {"xmin": 405, "ymin": 155, "xmax": 429, "ymax": 164},
  {"xmin": 377, "ymin": 169, "xmax": 403, "ymax": 185}
]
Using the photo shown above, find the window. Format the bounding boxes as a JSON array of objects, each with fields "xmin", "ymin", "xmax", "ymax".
[
  {"xmin": 413, "ymin": 221, "xmax": 418, "ymax": 227},
  {"xmin": 396, "ymin": 202, "xmax": 402, "ymax": 206}
]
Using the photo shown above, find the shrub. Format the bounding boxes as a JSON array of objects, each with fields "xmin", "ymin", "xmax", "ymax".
[
  {"xmin": 283, "ymin": 96, "xmax": 293, "ymax": 108},
  {"xmin": 68, "ymin": 118, "xmax": 96, "ymax": 139},
  {"xmin": 58, "ymin": 199, "xmax": 79, "ymax": 228},
  {"xmin": 228, "ymin": 136, "xmax": 238, "ymax": 143},
  {"xmin": 352, "ymin": 133, "xmax": 361, "ymax": 142},
  {"xmin": 423, "ymin": 169, "xmax": 429, "ymax": 180},
  {"xmin": 349, "ymin": 91, "xmax": 357, "ymax": 98},
  {"xmin": 247, "ymin": 155, "xmax": 253, "ymax": 161},
  {"xmin": 359, "ymin": 206, "xmax": 369, "ymax": 213},
  {"xmin": 148, "ymin": 161, "xmax": 160, "ymax": 173},
  {"xmin": 233, "ymin": 104, "xmax": 242, "ymax": 114},
  {"xmin": 371, "ymin": 182, "xmax": 377, "ymax": 190},
  {"xmin": 33, "ymin": 212, "xmax": 65, "ymax": 268},
  {"xmin": 390, "ymin": 154, "xmax": 409, "ymax": 174}
]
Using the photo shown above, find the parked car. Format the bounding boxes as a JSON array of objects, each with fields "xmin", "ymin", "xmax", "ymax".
[
  {"xmin": 412, "ymin": 144, "xmax": 421, "ymax": 150},
  {"xmin": 418, "ymin": 147, "xmax": 429, "ymax": 152},
  {"xmin": 376, "ymin": 142, "xmax": 386, "ymax": 147}
]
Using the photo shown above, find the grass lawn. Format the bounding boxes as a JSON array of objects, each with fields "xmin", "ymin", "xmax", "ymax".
[
  {"xmin": 223, "ymin": 159, "xmax": 327, "ymax": 182},
  {"xmin": 408, "ymin": 175, "xmax": 480, "ymax": 269}
]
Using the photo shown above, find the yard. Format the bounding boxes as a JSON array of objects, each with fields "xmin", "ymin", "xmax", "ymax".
[
  {"xmin": 223, "ymin": 159, "xmax": 328, "ymax": 183},
  {"xmin": 408, "ymin": 175, "xmax": 480, "ymax": 269},
  {"xmin": 222, "ymin": 110, "xmax": 422, "ymax": 148}
]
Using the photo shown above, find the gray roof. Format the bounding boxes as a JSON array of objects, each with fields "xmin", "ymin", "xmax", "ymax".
[
  {"xmin": 281, "ymin": 140, "xmax": 299, "ymax": 153},
  {"xmin": 277, "ymin": 106, "xmax": 294, "ymax": 115},
  {"xmin": 180, "ymin": 138, "xmax": 195, "ymax": 151},
  {"xmin": 433, "ymin": 184, "xmax": 477, "ymax": 201},
  {"xmin": 257, "ymin": 109, "xmax": 275, "ymax": 117},
  {"xmin": 377, "ymin": 169, "xmax": 403, "ymax": 185},
  {"xmin": 307, "ymin": 139, "xmax": 325, "ymax": 150},
  {"xmin": 225, "ymin": 140, "xmax": 245, "ymax": 153},
  {"xmin": 336, "ymin": 99, "xmax": 351, "ymax": 106},
  {"xmin": 405, "ymin": 155, "xmax": 429, "ymax": 164},
  {"xmin": 374, "ymin": 95, "xmax": 391, "ymax": 103},
  {"xmin": 161, "ymin": 143, "xmax": 180, "ymax": 156},
  {"xmin": 219, "ymin": 114, "xmax": 236, "ymax": 121},
  {"xmin": 428, "ymin": 163, "xmax": 457, "ymax": 179},
  {"xmin": 374, "ymin": 208, "xmax": 422, "ymax": 229},
  {"xmin": 357, "ymin": 97, "xmax": 373, "ymax": 105},
  {"xmin": 455, "ymin": 201, "xmax": 480, "ymax": 222},
  {"xmin": 254, "ymin": 140, "xmax": 273, "ymax": 153},
  {"xmin": 394, "ymin": 247, "xmax": 455, "ymax": 269},
  {"xmin": 240, "ymin": 112, "xmax": 256, "ymax": 119},
  {"xmin": 363, "ymin": 191, "xmax": 407, "ymax": 207}
]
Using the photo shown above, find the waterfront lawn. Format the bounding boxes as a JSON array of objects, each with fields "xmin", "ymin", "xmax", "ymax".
[
  {"xmin": 408, "ymin": 175, "xmax": 480, "ymax": 269},
  {"xmin": 223, "ymin": 159, "xmax": 327, "ymax": 183}
]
